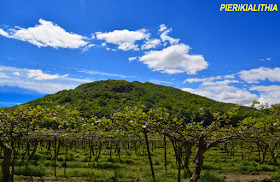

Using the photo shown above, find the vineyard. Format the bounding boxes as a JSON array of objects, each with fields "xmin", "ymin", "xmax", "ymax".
[{"xmin": 0, "ymin": 101, "xmax": 280, "ymax": 182}]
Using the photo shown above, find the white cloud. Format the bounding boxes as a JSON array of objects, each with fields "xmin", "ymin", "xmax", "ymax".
[
  {"xmin": 149, "ymin": 79, "xmax": 175, "ymax": 85},
  {"xmin": 182, "ymin": 84, "xmax": 258, "ymax": 105},
  {"xmin": 182, "ymin": 78, "xmax": 257, "ymax": 105},
  {"xmin": 0, "ymin": 19, "xmax": 89, "ymax": 49},
  {"xmin": 258, "ymin": 91, "xmax": 280, "ymax": 106},
  {"xmin": 82, "ymin": 43, "xmax": 95, "ymax": 52},
  {"xmin": 96, "ymin": 29, "xmax": 150, "ymax": 51},
  {"xmin": 0, "ymin": 73, "xmax": 9, "ymax": 78},
  {"xmin": 215, "ymin": 89, "xmax": 258, "ymax": 105},
  {"xmin": 79, "ymin": 69, "xmax": 135, "ymax": 78},
  {"xmin": 141, "ymin": 39, "xmax": 161, "ymax": 50},
  {"xmin": 202, "ymin": 79, "xmax": 239, "ymax": 86},
  {"xmin": 224, "ymin": 74, "xmax": 235, "ymax": 79},
  {"xmin": 27, "ymin": 70, "xmax": 61, "ymax": 80},
  {"xmin": 239, "ymin": 67, "xmax": 280, "ymax": 83},
  {"xmin": 183, "ymin": 76, "xmax": 222, "ymax": 84},
  {"xmin": 159, "ymin": 24, "xmax": 167, "ymax": 32},
  {"xmin": 0, "ymin": 66, "xmax": 92, "ymax": 94},
  {"xmin": 128, "ymin": 57, "xmax": 137, "ymax": 62},
  {"xmin": 182, "ymin": 88, "xmax": 213, "ymax": 98},
  {"xmin": 182, "ymin": 72, "xmax": 280, "ymax": 105},
  {"xmin": 139, "ymin": 44, "xmax": 208, "ymax": 75},
  {"xmin": 160, "ymin": 28, "xmax": 180, "ymax": 45},
  {"xmin": 0, "ymin": 29, "xmax": 9, "ymax": 37},
  {"xmin": 260, "ymin": 58, "xmax": 271, "ymax": 61},
  {"xmin": 250, "ymin": 85, "xmax": 280, "ymax": 92},
  {"xmin": 183, "ymin": 75, "xmax": 236, "ymax": 84},
  {"xmin": 250, "ymin": 85, "xmax": 280, "ymax": 106},
  {"xmin": 13, "ymin": 72, "xmax": 20, "ymax": 76}
]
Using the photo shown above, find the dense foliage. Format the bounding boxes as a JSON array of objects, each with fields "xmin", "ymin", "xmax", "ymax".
[{"xmin": 27, "ymin": 80, "xmax": 254, "ymax": 123}]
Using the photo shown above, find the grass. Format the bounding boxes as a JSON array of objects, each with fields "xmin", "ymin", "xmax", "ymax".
[
  {"xmin": 1, "ymin": 141, "xmax": 279, "ymax": 182},
  {"xmin": 271, "ymin": 171, "xmax": 280, "ymax": 180},
  {"xmin": 14, "ymin": 165, "xmax": 47, "ymax": 177}
]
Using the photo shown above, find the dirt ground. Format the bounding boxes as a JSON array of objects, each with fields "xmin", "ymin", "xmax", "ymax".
[
  {"xmin": 17, "ymin": 173, "xmax": 276, "ymax": 182},
  {"xmin": 226, "ymin": 173, "xmax": 273, "ymax": 182}
]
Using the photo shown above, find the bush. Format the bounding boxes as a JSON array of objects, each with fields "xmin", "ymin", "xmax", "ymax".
[
  {"xmin": 141, "ymin": 174, "xmax": 177, "ymax": 182},
  {"xmin": 14, "ymin": 165, "xmax": 47, "ymax": 177},
  {"xmin": 30, "ymin": 154, "xmax": 45, "ymax": 161},
  {"xmin": 88, "ymin": 162, "xmax": 122, "ymax": 169},
  {"xmin": 203, "ymin": 162, "xmax": 222, "ymax": 170},
  {"xmin": 111, "ymin": 169, "xmax": 125, "ymax": 179},
  {"xmin": 106, "ymin": 157, "xmax": 134, "ymax": 164},
  {"xmin": 271, "ymin": 171, "xmax": 280, "ymax": 180},
  {"xmin": 57, "ymin": 156, "xmax": 64, "ymax": 162}
]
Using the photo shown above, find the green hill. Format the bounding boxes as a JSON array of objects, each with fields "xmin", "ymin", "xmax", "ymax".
[{"xmin": 28, "ymin": 80, "xmax": 254, "ymax": 123}]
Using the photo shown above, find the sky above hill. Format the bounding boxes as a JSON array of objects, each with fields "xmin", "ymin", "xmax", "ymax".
[{"xmin": 0, "ymin": 0, "xmax": 280, "ymax": 107}]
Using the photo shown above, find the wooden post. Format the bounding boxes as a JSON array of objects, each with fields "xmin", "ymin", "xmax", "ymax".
[
  {"xmin": 164, "ymin": 135, "xmax": 167, "ymax": 172},
  {"xmin": 143, "ymin": 127, "xmax": 155, "ymax": 179},
  {"xmin": 54, "ymin": 136, "xmax": 57, "ymax": 178}
]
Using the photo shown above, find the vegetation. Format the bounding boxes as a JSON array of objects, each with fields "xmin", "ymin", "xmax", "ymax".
[
  {"xmin": 27, "ymin": 80, "xmax": 254, "ymax": 121},
  {"xmin": 0, "ymin": 80, "xmax": 279, "ymax": 182}
]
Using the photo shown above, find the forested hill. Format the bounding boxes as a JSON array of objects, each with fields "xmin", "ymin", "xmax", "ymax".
[{"xmin": 28, "ymin": 80, "xmax": 254, "ymax": 122}]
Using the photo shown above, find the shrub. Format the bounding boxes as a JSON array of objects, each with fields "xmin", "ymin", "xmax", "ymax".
[
  {"xmin": 88, "ymin": 162, "xmax": 122, "ymax": 169},
  {"xmin": 271, "ymin": 171, "xmax": 280, "ymax": 180},
  {"xmin": 140, "ymin": 174, "xmax": 177, "ymax": 182},
  {"xmin": 14, "ymin": 165, "xmax": 47, "ymax": 177},
  {"xmin": 203, "ymin": 162, "xmax": 222, "ymax": 170}
]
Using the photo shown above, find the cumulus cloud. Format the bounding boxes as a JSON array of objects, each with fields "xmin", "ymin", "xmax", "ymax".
[
  {"xmin": 95, "ymin": 29, "xmax": 150, "ymax": 51},
  {"xmin": 160, "ymin": 27, "xmax": 180, "ymax": 45},
  {"xmin": 0, "ymin": 66, "xmax": 92, "ymax": 94},
  {"xmin": 182, "ymin": 83, "xmax": 258, "ymax": 105},
  {"xmin": 139, "ymin": 44, "xmax": 208, "ymax": 75},
  {"xmin": 182, "ymin": 77, "xmax": 257, "ymax": 105},
  {"xmin": 183, "ymin": 75, "xmax": 236, "ymax": 84},
  {"xmin": 224, "ymin": 74, "xmax": 235, "ymax": 79},
  {"xmin": 159, "ymin": 24, "xmax": 167, "ymax": 32},
  {"xmin": 258, "ymin": 91, "xmax": 280, "ymax": 106},
  {"xmin": 79, "ymin": 69, "xmax": 135, "ymax": 78},
  {"xmin": 13, "ymin": 72, "xmax": 20, "ymax": 76},
  {"xmin": 250, "ymin": 85, "xmax": 280, "ymax": 92},
  {"xmin": 82, "ymin": 44, "xmax": 95, "ymax": 52},
  {"xmin": 141, "ymin": 39, "xmax": 161, "ymax": 50},
  {"xmin": 183, "ymin": 76, "xmax": 222, "ymax": 84},
  {"xmin": 250, "ymin": 85, "xmax": 280, "ymax": 106},
  {"xmin": 0, "ymin": 19, "xmax": 89, "ymax": 49},
  {"xmin": 128, "ymin": 57, "xmax": 137, "ymax": 62},
  {"xmin": 202, "ymin": 79, "xmax": 239, "ymax": 86},
  {"xmin": 27, "ymin": 70, "xmax": 62, "ymax": 80},
  {"xmin": 239, "ymin": 67, "xmax": 280, "ymax": 83},
  {"xmin": 182, "ymin": 72, "xmax": 280, "ymax": 105},
  {"xmin": 149, "ymin": 79, "xmax": 175, "ymax": 85}
]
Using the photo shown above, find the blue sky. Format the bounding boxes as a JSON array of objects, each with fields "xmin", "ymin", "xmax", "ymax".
[{"xmin": 0, "ymin": 0, "xmax": 280, "ymax": 107}]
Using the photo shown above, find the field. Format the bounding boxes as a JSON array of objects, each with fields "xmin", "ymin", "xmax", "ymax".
[{"xmin": 1, "ymin": 139, "xmax": 280, "ymax": 182}]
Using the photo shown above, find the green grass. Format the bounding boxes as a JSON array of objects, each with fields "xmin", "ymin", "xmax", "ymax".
[
  {"xmin": 1, "ymin": 141, "xmax": 280, "ymax": 181},
  {"xmin": 14, "ymin": 165, "xmax": 47, "ymax": 177}
]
